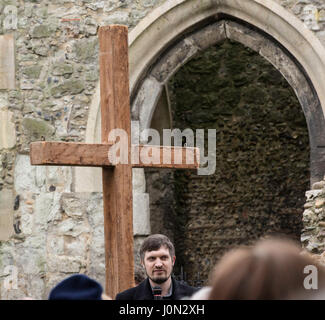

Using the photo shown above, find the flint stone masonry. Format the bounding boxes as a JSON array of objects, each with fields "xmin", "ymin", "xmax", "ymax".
[
  {"xmin": 2, "ymin": 155, "xmax": 148, "ymax": 298},
  {"xmin": 14, "ymin": 155, "xmax": 72, "ymax": 194},
  {"xmin": 21, "ymin": 118, "xmax": 55, "ymax": 143},
  {"xmin": 0, "ymin": 0, "xmax": 325, "ymax": 299},
  {"xmin": 302, "ymin": 177, "xmax": 325, "ymax": 255},
  {"xmin": 147, "ymin": 39, "xmax": 310, "ymax": 285},
  {"xmin": 0, "ymin": 189, "xmax": 106, "ymax": 299},
  {"xmin": 275, "ymin": 0, "xmax": 325, "ymax": 46}
]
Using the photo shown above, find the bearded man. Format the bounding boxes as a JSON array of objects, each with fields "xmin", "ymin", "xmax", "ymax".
[{"xmin": 115, "ymin": 234, "xmax": 198, "ymax": 300}]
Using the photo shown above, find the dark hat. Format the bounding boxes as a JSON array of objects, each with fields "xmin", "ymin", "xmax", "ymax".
[{"xmin": 48, "ymin": 274, "xmax": 103, "ymax": 300}]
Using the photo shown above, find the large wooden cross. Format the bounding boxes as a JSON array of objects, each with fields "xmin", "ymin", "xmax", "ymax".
[{"xmin": 29, "ymin": 25, "xmax": 199, "ymax": 298}]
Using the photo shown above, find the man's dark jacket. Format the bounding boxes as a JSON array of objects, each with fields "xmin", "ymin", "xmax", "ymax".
[{"xmin": 115, "ymin": 277, "xmax": 197, "ymax": 300}]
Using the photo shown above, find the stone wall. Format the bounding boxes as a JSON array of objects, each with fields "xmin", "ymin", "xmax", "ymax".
[
  {"xmin": 274, "ymin": 0, "xmax": 325, "ymax": 46},
  {"xmin": 0, "ymin": 0, "xmax": 325, "ymax": 298},
  {"xmin": 147, "ymin": 39, "xmax": 310, "ymax": 286},
  {"xmin": 302, "ymin": 177, "xmax": 325, "ymax": 255},
  {"xmin": 0, "ymin": 154, "xmax": 106, "ymax": 299},
  {"xmin": 0, "ymin": 0, "xmax": 165, "ymax": 300}
]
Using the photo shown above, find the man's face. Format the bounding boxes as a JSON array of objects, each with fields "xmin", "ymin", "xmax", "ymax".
[{"xmin": 142, "ymin": 246, "xmax": 175, "ymax": 285}]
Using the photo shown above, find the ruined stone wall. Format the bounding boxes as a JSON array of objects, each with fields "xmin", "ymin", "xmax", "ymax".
[
  {"xmin": 302, "ymin": 178, "xmax": 325, "ymax": 255},
  {"xmin": 147, "ymin": 40, "xmax": 310, "ymax": 286},
  {"xmin": 0, "ymin": 0, "xmax": 324, "ymax": 298},
  {"xmin": 0, "ymin": 0, "xmax": 165, "ymax": 300},
  {"xmin": 273, "ymin": 0, "xmax": 325, "ymax": 46}
]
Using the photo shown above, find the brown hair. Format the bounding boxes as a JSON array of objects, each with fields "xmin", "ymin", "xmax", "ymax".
[
  {"xmin": 134, "ymin": 264, "xmax": 146, "ymax": 285},
  {"xmin": 208, "ymin": 237, "xmax": 325, "ymax": 300},
  {"xmin": 140, "ymin": 234, "xmax": 175, "ymax": 262}
]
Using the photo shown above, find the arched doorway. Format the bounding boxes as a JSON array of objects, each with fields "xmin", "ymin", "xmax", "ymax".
[
  {"xmin": 146, "ymin": 38, "xmax": 310, "ymax": 285},
  {"xmin": 82, "ymin": 0, "xmax": 325, "ymax": 279}
]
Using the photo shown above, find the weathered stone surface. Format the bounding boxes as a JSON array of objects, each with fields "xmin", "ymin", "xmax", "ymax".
[
  {"xmin": 47, "ymin": 235, "xmax": 64, "ymax": 256},
  {"xmin": 132, "ymin": 76, "xmax": 162, "ymax": 131},
  {"xmin": 65, "ymin": 236, "xmax": 88, "ymax": 257},
  {"xmin": 22, "ymin": 65, "xmax": 42, "ymax": 79},
  {"xmin": 47, "ymin": 254, "xmax": 86, "ymax": 273},
  {"xmin": 50, "ymin": 79, "xmax": 85, "ymax": 98},
  {"xmin": 0, "ymin": 189, "xmax": 14, "ymax": 240},
  {"xmin": 190, "ymin": 22, "xmax": 226, "ymax": 50},
  {"xmin": 316, "ymin": 199, "xmax": 325, "ymax": 208},
  {"xmin": 52, "ymin": 63, "xmax": 74, "ymax": 76},
  {"xmin": 73, "ymin": 38, "xmax": 98, "ymax": 62},
  {"xmin": 101, "ymin": 10, "xmax": 130, "ymax": 26},
  {"xmin": 0, "ymin": 0, "xmax": 324, "ymax": 300},
  {"xmin": 225, "ymin": 21, "xmax": 262, "ymax": 52},
  {"xmin": 56, "ymin": 218, "xmax": 90, "ymax": 237},
  {"xmin": 0, "ymin": 92, "xmax": 8, "ymax": 109},
  {"xmin": 312, "ymin": 181, "xmax": 325, "ymax": 190},
  {"xmin": 0, "ymin": 34, "xmax": 15, "ymax": 89},
  {"xmin": 14, "ymin": 155, "xmax": 72, "ymax": 194},
  {"xmin": 34, "ymin": 193, "xmax": 60, "ymax": 231},
  {"xmin": 60, "ymin": 194, "xmax": 85, "ymax": 217},
  {"xmin": 45, "ymin": 166, "xmax": 73, "ymax": 193},
  {"xmin": 306, "ymin": 189, "xmax": 323, "ymax": 201},
  {"xmin": 302, "ymin": 175, "xmax": 325, "ymax": 254},
  {"xmin": 151, "ymin": 38, "xmax": 199, "ymax": 83},
  {"xmin": 31, "ymin": 25, "xmax": 51, "ymax": 38},
  {"xmin": 14, "ymin": 155, "xmax": 45, "ymax": 193},
  {"xmin": 133, "ymin": 192, "xmax": 150, "ymax": 236},
  {"xmin": 21, "ymin": 117, "xmax": 55, "ymax": 141},
  {"xmin": 0, "ymin": 109, "xmax": 16, "ymax": 149},
  {"xmin": 132, "ymin": 168, "xmax": 146, "ymax": 193}
]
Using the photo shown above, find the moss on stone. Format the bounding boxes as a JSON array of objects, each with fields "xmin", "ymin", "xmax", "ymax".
[
  {"xmin": 50, "ymin": 79, "xmax": 85, "ymax": 98},
  {"xmin": 22, "ymin": 117, "xmax": 55, "ymax": 140},
  {"xmin": 242, "ymin": 86, "xmax": 266, "ymax": 104},
  {"xmin": 31, "ymin": 25, "xmax": 51, "ymax": 38},
  {"xmin": 74, "ymin": 39, "xmax": 98, "ymax": 62},
  {"xmin": 22, "ymin": 65, "xmax": 42, "ymax": 79},
  {"xmin": 52, "ymin": 63, "xmax": 74, "ymax": 76}
]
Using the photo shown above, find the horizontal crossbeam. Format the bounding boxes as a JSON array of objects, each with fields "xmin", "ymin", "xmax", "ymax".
[{"xmin": 30, "ymin": 141, "xmax": 200, "ymax": 169}]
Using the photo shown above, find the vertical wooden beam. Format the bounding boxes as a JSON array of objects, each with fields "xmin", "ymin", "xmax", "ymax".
[{"xmin": 99, "ymin": 25, "xmax": 134, "ymax": 298}]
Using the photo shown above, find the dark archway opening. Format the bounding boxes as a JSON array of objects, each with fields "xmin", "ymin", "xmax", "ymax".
[{"xmin": 145, "ymin": 39, "xmax": 310, "ymax": 286}]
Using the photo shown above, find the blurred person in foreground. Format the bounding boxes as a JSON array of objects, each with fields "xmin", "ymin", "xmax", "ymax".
[
  {"xmin": 48, "ymin": 274, "xmax": 111, "ymax": 300},
  {"xmin": 206, "ymin": 237, "xmax": 325, "ymax": 300}
]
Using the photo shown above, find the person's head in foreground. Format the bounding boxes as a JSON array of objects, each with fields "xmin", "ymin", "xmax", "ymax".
[
  {"xmin": 48, "ymin": 274, "xmax": 111, "ymax": 300},
  {"xmin": 207, "ymin": 237, "xmax": 325, "ymax": 300}
]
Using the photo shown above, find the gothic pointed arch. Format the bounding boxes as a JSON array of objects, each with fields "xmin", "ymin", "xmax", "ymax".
[{"xmin": 82, "ymin": 0, "xmax": 325, "ymax": 189}]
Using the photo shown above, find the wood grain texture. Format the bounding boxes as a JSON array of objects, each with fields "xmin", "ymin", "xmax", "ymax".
[
  {"xmin": 99, "ymin": 25, "xmax": 134, "ymax": 297},
  {"xmin": 30, "ymin": 142, "xmax": 200, "ymax": 169},
  {"xmin": 30, "ymin": 141, "xmax": 113, "ymax": 167}
]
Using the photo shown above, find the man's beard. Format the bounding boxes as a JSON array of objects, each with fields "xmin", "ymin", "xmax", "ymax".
[{"xmin": 147, "ymin": 270, "xmax": 172, "ymax": 284}]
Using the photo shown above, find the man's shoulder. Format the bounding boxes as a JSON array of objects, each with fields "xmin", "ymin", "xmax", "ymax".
[
  {"xmin": 115, "ymin": 286, "xmax": 138, "ymax": 300},
  {"xmin": 115, "ymin": 279, "xmax": 151, "ymax": 300}
]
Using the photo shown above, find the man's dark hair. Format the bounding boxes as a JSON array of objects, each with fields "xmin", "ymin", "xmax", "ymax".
[{"xmin": 140, "ymin": 234, "xmax": 175, "ymax": 262}]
